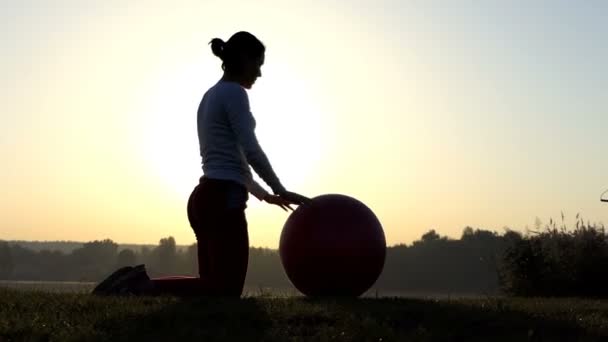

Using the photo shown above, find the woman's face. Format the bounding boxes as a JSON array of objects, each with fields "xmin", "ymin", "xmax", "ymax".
[{"xmin": 240, "ymin": 53, "xmax": 264, "ymax": 89}]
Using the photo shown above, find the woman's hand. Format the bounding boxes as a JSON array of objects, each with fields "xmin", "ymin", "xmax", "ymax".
[
  {"xmin": 277, "ymin": 190, "xmax": 312, "ymax": 206},
  {"xmin": 263, "ymin": 191, "xmax": 312, "ymax": 211},
  {"xmin": 263, "ymin": 194, "xmax": 295, "ymax": 212}
]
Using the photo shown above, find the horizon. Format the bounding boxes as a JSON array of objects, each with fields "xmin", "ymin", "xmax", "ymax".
[
  {"xmin": 4, "ymin": 213, "xmax": 605, "ymax": 249},
  {"xmin": 2, "ymin": 1, "xmax": 608, "ymax": 248}
]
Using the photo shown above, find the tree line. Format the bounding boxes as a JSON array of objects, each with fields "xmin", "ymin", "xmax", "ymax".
[{"xmin": 1, "ymin": 215, "xmax": 606, "ymax": 296}]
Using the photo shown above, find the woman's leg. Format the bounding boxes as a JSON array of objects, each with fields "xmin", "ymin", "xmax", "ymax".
[
  {"xmin": 195, "ymin": 178, "xmax": 249, "ymax": 296},
  {"xmin": 149, "ymin": 183, "xmax": 210, "ymax": 296},
  {"xmin": 204, "ymin": 208, "xmax": 249, "ymax": 296},
  {"xmin": 148, "ymin": 276, "xmax": 206, "ymax": 296},
  {"xmin": 150, "ymin": 178, "xmax": 249, "ymax": 297}
]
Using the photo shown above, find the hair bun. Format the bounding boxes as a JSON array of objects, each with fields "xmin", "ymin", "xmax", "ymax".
[{"xmin": 209, "ymin": 38, "xmax": 225, "ymax": 59}]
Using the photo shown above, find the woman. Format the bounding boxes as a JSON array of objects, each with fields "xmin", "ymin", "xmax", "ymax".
[{"xmin": 93, "ymin": 31, "xmax": 310, "ymax": 297}]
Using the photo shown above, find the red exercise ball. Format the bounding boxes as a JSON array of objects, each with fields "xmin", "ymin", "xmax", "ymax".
[{"xmin": 279, "ymin": 194, "xmax": 386, "ymax": 297}]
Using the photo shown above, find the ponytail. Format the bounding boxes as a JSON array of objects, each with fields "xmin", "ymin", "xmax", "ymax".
[{"xmin": 209, "ymin": 38, "xmax": 225, "ymax": 60}]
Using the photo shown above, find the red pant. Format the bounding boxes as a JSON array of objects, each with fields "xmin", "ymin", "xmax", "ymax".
[{"xmin": 151, "ymin": 176, "xmax": 249, "ymax": 296}]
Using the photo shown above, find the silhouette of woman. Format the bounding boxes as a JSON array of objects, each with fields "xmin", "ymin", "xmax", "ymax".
[{"xmin": 92, "ymin": 31, "xmax": 310, "ymax": 297}]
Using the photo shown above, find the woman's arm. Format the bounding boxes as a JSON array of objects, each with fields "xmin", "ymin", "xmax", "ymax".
[
  {"xmin": 224, "ymin": 85, "xmax": 286, "ymax": 194},
  {"xmin": 224, "ymin": 84, "xmax": 310, "ymax": 207},
  {"xmin": 246, "ymin": 177, "xmax": 270, "ymax": 201}
]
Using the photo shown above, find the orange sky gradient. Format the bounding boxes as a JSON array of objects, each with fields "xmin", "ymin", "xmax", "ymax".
[{"xmin": 2, "ymin": 1, "xmax": 607, "ymax": 248}]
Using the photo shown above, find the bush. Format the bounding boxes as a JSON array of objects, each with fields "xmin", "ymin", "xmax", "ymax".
[{"xmin": 499, "ymin": 215, "xmax": 608, "ymax": 297}]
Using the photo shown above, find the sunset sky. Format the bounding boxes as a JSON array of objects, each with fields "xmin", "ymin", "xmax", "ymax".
[{"xmin": 2, "ymin": 1, "xmax": 607, "ymax": 248}]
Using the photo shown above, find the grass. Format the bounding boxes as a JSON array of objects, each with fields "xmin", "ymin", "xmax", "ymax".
[{"xmin": 1, "ymin": 288, "xmax": 608, "ymax": 341}]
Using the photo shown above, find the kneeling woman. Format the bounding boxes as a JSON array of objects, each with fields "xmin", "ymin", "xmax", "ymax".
[{"xmin": 93, "ymin": 31, "xmax": 310, "ymax": 297}]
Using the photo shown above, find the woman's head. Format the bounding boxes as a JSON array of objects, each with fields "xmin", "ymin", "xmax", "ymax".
[{"xmin": 210, "ymin": 31, "xmax": 265, "ymax": 89}]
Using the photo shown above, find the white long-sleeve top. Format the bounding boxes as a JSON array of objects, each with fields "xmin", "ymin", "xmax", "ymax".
[{"xmin": 197, "ymin": 80, "xmax": 286, "ymax": 200}]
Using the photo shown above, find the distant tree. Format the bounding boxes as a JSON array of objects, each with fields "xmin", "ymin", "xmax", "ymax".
[
  {"xmin": 7, "ymin": 244, "xmax": 38, "ymax": 280},
  {"xmin": 420, "ymin": 229, "xmax": 442, "ymax": 243},
  {"xmin": 246, "ymin": 247, "xmax": 291, "ymax": 289},
  {"xmin": 459, "ymin": 228, "xmax": 504, "ymax": 293},
  {"xmin": 183, "ymin": 243, "xmax": 198, "ymax": 276},
  {"xmin": 502, "ymin": 229, "xmax": 523, "ymax": 243},
  {"xmin": 461, "ymin": 226, "xmax": 474, "ymax": 239},
  {"xmin": 148, "ymin": 237, "xmax": 178, "ymax": 276},
  {"xmin": 73, "ymin": 239, "xmax": 118, "ymax": 265},
  {"xmin": 70, "ymin": 239, "xmax": 119, "ymax": 280},
  {"xmin": 140, "ymin": 246, "xmax": 151, "ymax": 263},
  {"xmin": 37, "ymin": 249, "xmax": 68, "ymax": 280},
  {"xmin": 412, "ymin": 229, "xmax": 449, "ymax": 248},
  {"xmin": 0, "ymin": 241, "xmax": 14, "ymax": 279},
  {"xmin": 116, "ymin": 249, "xmax": 137, "ymax": 267}
]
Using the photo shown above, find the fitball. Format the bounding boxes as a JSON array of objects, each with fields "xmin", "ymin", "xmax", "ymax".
[{"xmin": 279, "ymin": 194, "xmax": 386, "ymax": 297}]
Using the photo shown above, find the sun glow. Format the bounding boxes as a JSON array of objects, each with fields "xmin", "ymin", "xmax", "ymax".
[
  {"xmin": 248, "ymin": 61, "xmax": 328, "ymax": 198},
  {"xmin": 136, "ymin": 60, "xmax": 328, "ymax": 202}
]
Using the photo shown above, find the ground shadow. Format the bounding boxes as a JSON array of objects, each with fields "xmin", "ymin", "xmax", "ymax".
[
  {"xmin": 306, "ymin": 296, "xmax": 602, "ymax": 342},
  {"xmin": 91, "ymin": 296, "xmax": 606, "ymax": 341},
  {"xmin": 94, "ymin": 296, "xmax": 271, "ymax": 341}
]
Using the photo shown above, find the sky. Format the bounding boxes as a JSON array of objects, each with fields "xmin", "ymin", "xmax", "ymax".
[{"xmin": 2, "ymin": 0, "xmax": 607, "ymax": 248}]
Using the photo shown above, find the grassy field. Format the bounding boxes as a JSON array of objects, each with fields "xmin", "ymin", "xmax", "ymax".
[{"xmin": 1, "ymin": 288, "xmax": 608, "ymax": 341}]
